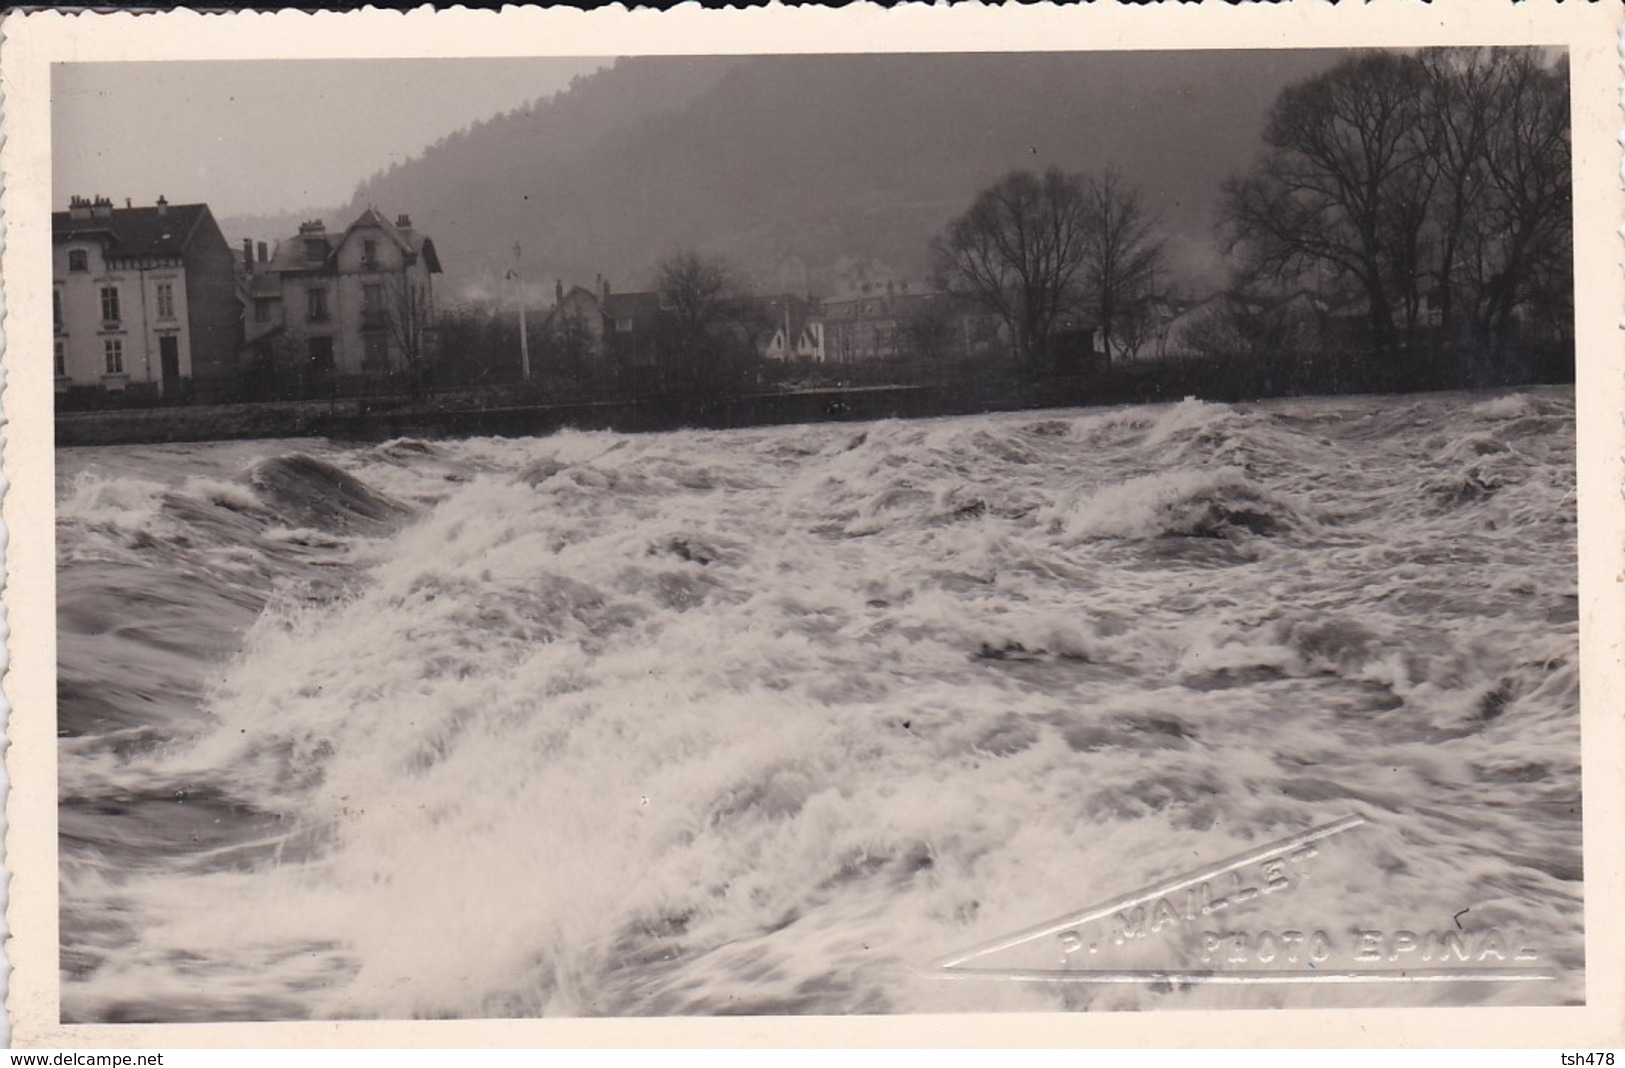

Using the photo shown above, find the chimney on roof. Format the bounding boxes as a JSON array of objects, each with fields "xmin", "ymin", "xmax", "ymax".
[
  {"xmin": 92, "ymin": 195, "xmax": 114, "ymax": 219},
  {"xmin": 396, "ymin": 213, "xmax": 412, "ymax": 229},
  {"xmin": 125, "ymin": 198, "xmax": 132, "ymax": 210},
  {"xmin": 155, "ymin": 195, "xmax": 168, "ymax": 217},
  {"xmin": 602, "ymin": 278, "xmax": 611, "ymax": 300},
  {"xmin": 555, "ymin": 279, "xmax": 563, "ymax": 305},
  {"xmin": 298, "ymin": 220, "xmax": 325, "ymax": 235},
  {"xmin": 243, "ymin": 238, "xmax": 254, "ymax": 271},
  {"xmin": 69, "ymin": 195, "xmax": 92, "ymax": 221},
  {"xmin": 257, "ymin": 241, "xmax": 268, "ymax": 264}
]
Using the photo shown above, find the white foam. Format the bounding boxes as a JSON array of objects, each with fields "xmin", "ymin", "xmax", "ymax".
[{"xmin": 56, "ymin": 388, "xmax": 1583, "ymax": 1020}]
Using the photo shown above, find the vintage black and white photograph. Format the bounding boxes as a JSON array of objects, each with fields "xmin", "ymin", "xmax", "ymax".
[{"xmin": 17, "ymin": 8, "xmax": 1617, "ymax": 1038}]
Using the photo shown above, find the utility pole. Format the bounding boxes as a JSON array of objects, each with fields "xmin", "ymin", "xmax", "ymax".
[{"xmin": 513, "ymin": 242, "xmax": 531, "ymax": 380}]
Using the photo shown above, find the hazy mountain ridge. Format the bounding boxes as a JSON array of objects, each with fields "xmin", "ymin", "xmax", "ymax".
[
  {"xmin": 220, "ymin": 57, "xmax": 741, "ymax": 272},
  {"xmin": 224, "ymin": 51, "xmax": 1340, "ymax": 301}
]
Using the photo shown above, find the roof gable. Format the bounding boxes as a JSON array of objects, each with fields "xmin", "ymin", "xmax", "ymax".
[
  {"xmin": 338, "ymin": 206, "xmax": 443, "ymax": 273},
  {"xmin": 561, "ymin": 285, "xmax": 602, "ymax": 309},
  {"xmin": 260, "ymin": 207, "xmax": 442, "ymax": 276},
  {"xmin": 544, "ymin": 286, "xmax": 604, "ymax": 325},
  {"xmin": 336, "ymin": 206, "xmax": 414, "ymax": 258},
  {"xmin": 754, "ymin": 294, "xmax": 817, "ymax": 339}
]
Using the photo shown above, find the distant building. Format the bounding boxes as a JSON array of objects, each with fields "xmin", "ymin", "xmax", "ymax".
[
  {"xmin": 243, "ymin": 207, "xmax": 442, "ymax": 394},
  {"xmin": 813, "ymin": 278, "xmax": 999, "ymax": 364},
  {"xmin": 545, "ymin": 283, "xmax": 609, "ymax": 357},
  {"xmin": 754, "ymin": 294, "xmax": 824, "ymax": 363},
  {"xmin": 1154, "ymin": 292, "xmax": 1248, "ymax": 360},
  {"xmin": 543, "ymin": 278, "xmax": 664, "ymax": 370},
  {"xmin": 1154, "ymin": 288, "xmax": 1343, "ymax": 361},
  {"xmin": 1048, "ymin": 310, "xmax": 1104, "ymax": 370},
  {"xmin": 52, "ymin": 195, "xmax": 242, "ymax": 403}
]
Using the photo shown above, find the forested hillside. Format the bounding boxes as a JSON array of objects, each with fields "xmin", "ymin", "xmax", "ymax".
[{"xmin": 224, "ymin": 51, "xmax": 1339, "ymax": 299}]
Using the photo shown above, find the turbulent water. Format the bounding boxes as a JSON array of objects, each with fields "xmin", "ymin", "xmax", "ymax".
[{"xmin": 57, "ymin": 389, "xmax": 1582, "ymax": 1021}]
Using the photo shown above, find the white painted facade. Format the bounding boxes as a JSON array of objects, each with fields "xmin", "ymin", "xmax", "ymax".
[{"xmin": 53, "ymin": 236, "xmax": 195, "ymax": 396}]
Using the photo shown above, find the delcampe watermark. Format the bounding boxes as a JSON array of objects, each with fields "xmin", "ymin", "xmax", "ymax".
[{"xmin": 934, "ymin": 815, "xmax": 1556, "ymax": 986}]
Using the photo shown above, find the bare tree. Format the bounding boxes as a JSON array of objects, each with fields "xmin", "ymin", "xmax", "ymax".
[
  {"xmin": 381, "ymin": 267, "xmax": 437, "ymax": 395},
  {"xmin": 1080, "ymin": 166, "xmax": 1164, "ymax": 368},
  {"xmin": 658, "ymin": 250, "xmax": 734, "ymax": 344},
  {"xmin": 1474, "ymin": 51, "xmax": 1571, "ymax": 343},
  {"xmin": 1221, "ymin": 52, "xmax": 1431, "ymax": 356},
  {"xmin": 1418, "ymin": 48, "xmax": 1497, "ymax": 340},
  {"xmin": 931, "ymin": 168, "xmax": 1092, "ymax": 368},
  {"xmin": 543, "ymin": 304, "xmax": 597, "ymax": 387},
  {"xmin": 1223, "ymin": 47, "xmax": 1571, "ymax": 372},
  {"xmin": 898, "ymin": 297, "xmax": 958, "ymax": 367},
  {"xmin": 1112, "ymin": 299, "xmax": 1159, "ymax": 364},
  {"xmin": 655, "ymin": 250, "xmax": 757, "ymax": 394}
]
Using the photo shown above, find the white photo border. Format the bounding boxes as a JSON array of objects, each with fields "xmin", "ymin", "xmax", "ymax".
[{"xmin": 3, "ymin": 0, "xmax": 1622, "ymax": 1048}]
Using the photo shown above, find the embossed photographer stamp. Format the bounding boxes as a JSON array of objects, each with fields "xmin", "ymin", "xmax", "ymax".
[
  {"xmin": 1064, "ymin": 838, "xmax": 1323, "ymax": 956},
  {"xmin": 937, "ymin": 814, "xmax": 1558, "ymax": 986},
  {"xmin": 980, "ymin": 815, "xmax": 1360, "ymax": 968},
  {"xmin": 1197, "ymin": 926, "xmax": 1541, "ymax": 969}
]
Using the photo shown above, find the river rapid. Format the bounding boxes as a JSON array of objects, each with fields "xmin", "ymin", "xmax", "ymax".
[{"xmin": 56, "ymin": 389, "xmax": 1582, "ymax": 1021}]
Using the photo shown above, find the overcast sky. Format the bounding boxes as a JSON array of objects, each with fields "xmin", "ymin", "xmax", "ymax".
[{"xmin": 52, "ymin": 58, "xmax": 609, "ymax": 218}]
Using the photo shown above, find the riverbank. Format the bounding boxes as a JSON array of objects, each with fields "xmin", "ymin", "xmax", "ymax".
[
  {"xmin": 54, "ymin": 384, "xmax": 1011, "ymax": 447},
  {"xmin": 54, "ymin": 340, "xmax": 1572, "ymax": 448},
  {"xmin": 56, "ymin": 397, "xmax": 352, "ymax": 447}
]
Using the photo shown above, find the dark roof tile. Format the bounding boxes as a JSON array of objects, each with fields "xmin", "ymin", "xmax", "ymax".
[
  {"xmin": 601, "ymin": 291, "xmax": 662, "ymax": 322},
  {"xmin": 52, "ymin": 203, "xmax": 211, "ymax": 258}
]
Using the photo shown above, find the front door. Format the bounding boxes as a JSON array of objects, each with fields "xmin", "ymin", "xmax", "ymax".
[
  {"xmin": 306, "ymin": 336, "xmax": 335, "ymax": 396},
  {"xmin": 159, "ymin": 335, "xmax": 181, "ymax": 398}
]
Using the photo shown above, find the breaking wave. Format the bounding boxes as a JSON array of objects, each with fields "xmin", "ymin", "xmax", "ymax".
[{"xmin": 57, "ymin": 389, "xmax": 1582, "ymax": 1020}]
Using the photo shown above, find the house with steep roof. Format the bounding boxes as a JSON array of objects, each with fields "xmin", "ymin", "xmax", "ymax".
[
  {"xmin": 1154, "ymin": 288, "xmax": 1346, "ymax": 362},
  {"xmin": 601, "ymin": 289, "xmax": 665, "ymax": 370},
  {"xmin": 242, "ymin": 207, "xmax": 442, "ymax": 395},
  {"xmin": 542, "ymin": 278, "xmax": 666, "ymax": 372},
  {"xmin": 754, "ymin": 294, "xmax": 824, "ymax": 363},
  {"xmin": 52, "ymin": 195, "xmax": 242, "ymax": 403},
  {"xmin": 1154, "ymin": 292, "xmax": 1252, "ymax": 360}
]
